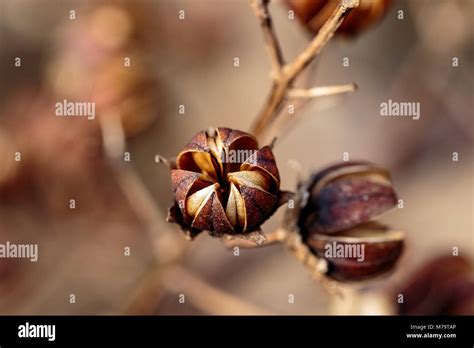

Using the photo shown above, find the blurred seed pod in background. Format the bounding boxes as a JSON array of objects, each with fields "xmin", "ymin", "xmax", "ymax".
[
  {"xmin": 168, "ymin": 127, "xmax": 287, "ymax": 239},
  {"xmin": 45, "ymin": 1, "xmax": 160, "ymax": 137},
  {"xmin": 2, "ymin": 93, "xmax": 106, "ymax": 213},
  {"xmin": 397, "ymin": 255, "xmax": 474, "ymax": 315},
  {"xmin": 91, "ymin": 55, "xmax": 160, "ymax": 138},
  {"xmin": 286, "ymin": 0, "xmax": 392, "ymax": 37}
]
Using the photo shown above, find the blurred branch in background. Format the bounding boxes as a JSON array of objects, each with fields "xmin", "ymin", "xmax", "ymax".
[{"xmin": 161, "ymin": 265, "xmax": 273, "ymax": 315}]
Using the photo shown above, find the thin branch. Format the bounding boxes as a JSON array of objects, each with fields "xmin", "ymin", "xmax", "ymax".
[
  {"xmin": 251, "ymin": 78, "xmax": 288, "ymax": 141},
  {"xmin": 249, "ymin": 0, "xmax": 285, "ymax": 77},
  {"xmin": 283, "ymin": 0, "xmax": 359, "ymax": 79},
  {"xmin": 161, "ymin": 265, "xmax": 274, "ymax": 315},
  {"xmin": 99, "ymin": 113, "xmax": 187, "ymax": 264},
  {"xmin": 249, "ymin": 0, "xmax": 359, "ymax": 139},
  {"xmin": 112, "ymin": 164, "xmax": 188, "ymax": 263},
  {"xmin": 99, "ymin": 112, "xmax": 126, "ymax": 159},
  {"xmin": 288, "ymin": 83, "xmax": 357, "ymax": 99},
  {"xmin": 124, "ymin": 261, "xmax": 165, "ymax": 314}
]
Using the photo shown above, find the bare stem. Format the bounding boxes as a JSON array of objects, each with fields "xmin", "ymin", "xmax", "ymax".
[
  {"xmin": 283, "ymin": 0, "xmax": 359, "ymax": 79},
  {"xmin": 161, "ymin": 265, "xmax": 274, "ymax": 315},
  {"xmin": 249, "ymin": 0, "xmax": 359, "ymax": 140},
  {"xmin": 249, "ymin": 0, "xmax": 285, "ymax": 77},
  {"xmin": 124, "ymin": 261, "xmax": 165, "ymax": 314},
  {"xmin": 99, "ymin": 113, "xmax": 187, "ymax": 264},
  {"xmin": 288, "ymin": 83, "xmax": 357, "ymax": 99}
]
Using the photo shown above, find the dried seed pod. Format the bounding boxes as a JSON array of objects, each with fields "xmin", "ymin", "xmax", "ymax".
[
  {"xmin": 287, "ymin": 0, "xmax": 392, "ymax": 37},
  {"xmin": 397, "ymin": 255, "xmax": 474, "ymax": 315},
  {"xmin": 168, "ymin": 127, "xmax": 285, "ymax": 238},
  {"xmin": 298, "ymin": 161, "xmax": 398, "ymax": 236},
  {"xmin": 92, "ymin": 55, "xmax": 160, "ymax": 137},
  {"xmin": 306, "ymin": 223, "xmax": 404, "ymax": 282},
  {"xmin": 45, "ymin": 2, "xmax": 160, "ymax": 138},
  {"xmin": 280, "ymin": 161, "xmax": 402, "ymax": 283}
]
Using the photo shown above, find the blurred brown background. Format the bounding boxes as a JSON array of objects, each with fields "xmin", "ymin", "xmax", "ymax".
[{"xmin": 0, "ymin": 0, "xmax": 472, "ymax": 315}]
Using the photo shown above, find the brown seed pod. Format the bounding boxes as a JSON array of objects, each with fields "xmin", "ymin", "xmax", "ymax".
[
  {"xmin": 287, "ymin": 0, "xmax": 392, "ymax": 37},
  {"xmin": 397, "ymin": 255, "xmax": 474, "ymax": 315},
  {"xmin": 92, "ymin": 55, "xmax": 160, "ymax": 137},
  {"xmin": 282, "ymin": 161, "xmax": 403, "ymax": 282},
  {"xmin": 168, "ymin": 127, "xmax": 285, "ymax": 238},
  {"xmin": 306, "ymin": 223, "xmax": 404, "ymax": 282},
  {"xmin": 45, "ymin": 3, "xmax": 160, "ymax": 138},
  {"xmin": 298, "ymin": 161, "xmax": 398, "ymax": 236}
]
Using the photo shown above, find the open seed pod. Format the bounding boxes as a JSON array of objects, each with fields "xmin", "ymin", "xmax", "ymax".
[
  {"xmin": 298, "ymin": 161, "xmax": 398, "ymax": 236},
  {"xmin": 287, "ymin": 0, "xmax": 392, "ymax": 37},
  {"xmin": 168, "ymin": 127, "xmax": 286, "ymax": 239},
  {"xmin": 306, "ymin": 223, "xmax": 404, "ymax": 282}
]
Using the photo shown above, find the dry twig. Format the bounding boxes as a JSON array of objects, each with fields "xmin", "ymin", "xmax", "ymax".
[
  {"xmin": 288, "ymin": 83, "xmax": 358, "ymax": 99},
  {"xmin": 160, "ymin": 265, "xmax": 274, "ymax": 315},
  {"xmin": 249, "ymin": 0, "xmax": 360, "ymax": 140},
  {"xmin": 99, "ymin": 114, "xmax": 187, "ymax": 264},
  {"xmin": 249, "ymin": 0, "xmax": 285, "ymax": 76}
]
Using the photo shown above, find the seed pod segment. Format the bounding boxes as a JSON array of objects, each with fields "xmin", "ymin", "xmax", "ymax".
[
  {"xmin": 298, "ymin": 161, "xmax": 398, "ymax": 236},
  {"xmin": 305, "ymin": 223, "xmax": 404, "ymax": 282}
]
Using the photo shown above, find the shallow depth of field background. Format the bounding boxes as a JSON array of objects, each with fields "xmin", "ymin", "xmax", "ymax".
[{"xmin": 0, "ymin": 0, "xmax": 472, "ymax": 314}]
